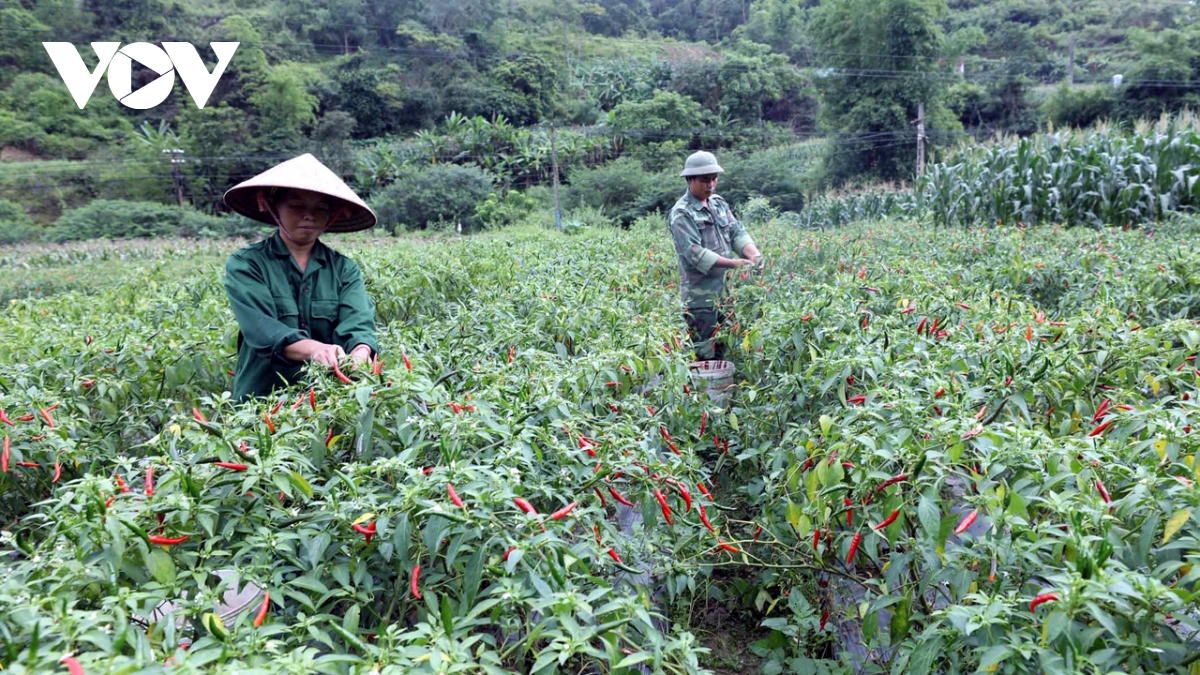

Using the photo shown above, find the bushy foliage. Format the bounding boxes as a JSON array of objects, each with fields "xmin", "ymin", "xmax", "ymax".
[
  {"xmin": 564, "ymin": 157, "xmax": 678, "ymax": 225},
  {"xmin": 718, "ymin": 148, "xmax": 810, "ymax": 213},
  {"xmin": 0, "ymin": 198, "xmax": 37, "ymax": 244},
  {"xmin": 369, "ymin": 164, "xmax": 495, "ymax": 232},
  {"xmin": 45, "ymin": 200, "xmax": 246, "ymax": 242}
]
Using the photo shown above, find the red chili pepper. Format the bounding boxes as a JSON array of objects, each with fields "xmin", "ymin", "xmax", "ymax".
[
  {"xmin": 513, "ymin": 497, "xmax": 538, "ymax": 515},
  {"xmin": 954, "ymin": 510, "xmax": 978, "ymax": 535},
  {"xmin": 411, "ymin": 564, "xmax": 422, "ymax": 599},
  {"xmin": 608, "ymin": 487, "xmax": 634, "ymax": 507},
  {"xmin": 917, "ymin": 317, "xmax": 927, "ymax": 334},
  {"xmin": 697, "ymin": 482, "xmax": 713, "ymax": 499},
  {"xmin": 115, "ymin": 473, "xmax": 130, "ymax": 493},
  {"xmin": 503, "ymin": 546, "xmax": 517, "ymax": 561},
  {"xmin": 716, "ymin": 539, "xmax": 740, "ymax": 554},
  {"xmin": 402, "ymin": 350, "xmax": 412, "ymax": 370},
  {"xmin": 956, "ymin": 302, "xmax": 970, "ymax": 310},
  {"xmin": 594, "ymin": 487, "xmax": 608, "ymax": 506},
  {"xmin": 448, "ymin": 483, "xmax": 465, "ymax": 508},
  {"xmin": 309, "ymin": 389, "xmax": 317, "ymax": 410},
  {"xmin": 35, "ymin": 407, "xmax": 54, "ymax": 429},
  {"xmin": 1092, "ymin": 400, "xmax": 1112, "ymax": 423},
  {"xmin": 800, "ymin": 313, "xmax": 813, "ymax": 321},
  {"xmin": 847, "ymin": 395, "xmax": 866, "ymax": 405},
  {"xmin": 667, "ymin": 440, "xmax": 680, "ymax": 455},
  {"xmin": 1088, "ymin": 419, "xmax": 1116, "ymax": 437},
  {"xmin": 1029, "ymin": 592, "xmax": 1059, "ymax": 612},
  {"xmin": 16, "ymin": 414, "xmax": 33, "ymax": 422},
  {"xmin": 422, "ymin": 466, "xmax": 435, "ymax": 475},
  {"xmin": 813, "ymin": 528, "xmax": 821, "ymax": 551},
  {"xmin": 0, "ymin": 410, "xmax": 12, "ymax": 427},
  {"xmin": 214, "ymin": 462, "xmax": 248, "ymax": 471},
  {"xmin": 873, "ymin": 509, "xmax": 900, "ymax": 530},
  {"xmin": 253, "ymin": 591, "xmax": 270, "ymax": 627},
  {"xmin": 291, "ymin": 392, "xmax": 305, "ymax": 410},
  {"xmin": 1, "ymin": 437, "xmax": 7, "ymax": 472},
  {"xmin": 935, "ymin": 388, "xmax": 945, "ymax": 398},
  {"xmin": 50, "ymin": 461, "xmax": 61, "ymax": 483},
  {"xmin": 332, "ymin": 361, "xmax": 353, "ymax": 384},
  {"xmin": 148, "ymin": 534, "xmax": 189, "ymax": 546},
  {"xmin": 353, "ymin": 522, "xmax": 377, "ymax": 544},
  {"xmin": 263, "ymin": 412, "xmax": 276, "ymax": 434},
  {"xmin": 847, "ymin": 532, "xmax": 861, "ymax": 564},
  {"xmin": 1025, "ymin": 325, "xmax": 1033, "ymax": 341},
  {"xmin": 60, "ymin": 656, "xmax": 85, "ymax": 675},
  {"xmin": 876, "ymin": 474, "xmax": 908, "ymax": 492},
  {"xmin": 192, "ymin": 407, "xmax": 207, "ymax": 424},
  {"xmin": 675, "ymin": 483, "xmax": 692, "ymax": 512},
  {"xmin": 1096, "ymin": 479, "xmax": 1111, "ymax": 504},
  {"xmin": 551, "ymin": 502, "xmax": 578, "ymax": 520},
  {"xmin": 325, "ymin": 428, "xmax": 334, "ymax": 447},
  {"xmin": 699, "ymin": 411, "xmax": 707, "ymax": 437},
  {"xmin": 606, "ymin": 548, "xmax": 623, "ymax": 564},
  {"xmin": 700, "ymin": 505, "xmax": 717, "ymax": 532},
  {"xmin": 844, "ymin": 498, "xmax": 853, "ymax": 526},
  {"xmin": 654, "ymin": 488, "xmax": 673, "ymax": 525},
  {"xmin": 646, "ymin": 405, "xmax": 656, "ymax": 416},
  {"xmin": 270, "ymin": 399, "xmax": 284, "ymax": 415}
]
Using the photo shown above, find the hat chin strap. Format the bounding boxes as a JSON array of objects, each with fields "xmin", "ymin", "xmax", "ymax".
[{"xmin": 256, "ymin": 190, "xmax": 286, "ymax": 229}]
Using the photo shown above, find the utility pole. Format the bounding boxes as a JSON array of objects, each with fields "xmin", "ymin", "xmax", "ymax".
[
  {"xmin": 163, "ymin": 148, "xmax": 185, "ymax": 207},
  {"xmin": 550, "ymin": 123, "xmax": 562, "ymax": 230},
  {"xmin": 1068, "ymin": 34, "xmax": 1076, "ymax": 86},
  {"xmin": 916, "ymin": 102, "xmax": 926, "ymax": 179}
]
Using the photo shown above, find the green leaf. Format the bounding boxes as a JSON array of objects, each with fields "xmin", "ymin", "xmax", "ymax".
[
  {"xmin": 146, "ymin": 548, "xmax": 176, "ymax": 586},
  {"xmin": 786, "ymin": 500, "xmax": 803, "ymax": 531},
  {"xmin": 819, "ymin": 415, "xmax": 833, "ymax": 435},
  {"xmin": 978, "ymin": 645, "xmax": 1013, "ymax": 670},
  {"xmin": 908, "ymin": 637, "xmax": 940, "ymax": 675},
  {"xmin": 288, "ymin": 471, "xmax": 313, "ymax": 499},
  {"xmin": 1163, "ymin": 509, "xmax": 1191, "ymax": 544},
  {"xmin": 918, "ymin": 492, "xmax": 941, "ymax": 539},
  {"xmin": 343, "ymin": 604, "xmax": 360, "ymax": 636}
]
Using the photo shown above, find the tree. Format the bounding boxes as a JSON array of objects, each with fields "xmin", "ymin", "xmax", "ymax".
[
  {"xmin": 810, "ymin": 0, "xmax": 951, "ymax": 184},
  {"xmin": 734, "ymin": 0, "xmax": 809, "ymax": 61},
  {"xmin": 582, "ymin": 0, "xmax": 650, "ymax": 36}
]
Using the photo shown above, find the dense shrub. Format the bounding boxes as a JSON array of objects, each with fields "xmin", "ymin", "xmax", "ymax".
[
  {"xmin": 0, "ymin": 197, "xmax": 37, "ymax": 244},
  {"xmin": 45, "ymin": 200, "xmax": 242, "ymax": 242},
  {"xmin": 718, "ymin": 148, "xmax": 809, "ymax": 212},
  {"xmin": 473, "ymin": 190, "xmax": 538, "ymax": 230},
  {"xmin": 1041, "ymin": 82, "xmax": 1119, "ymax": 129},
  {"xmin": 564, "ymin": 158, "xmax": 671, "ymax": 224},
  {"xmin": 369, "ymin": 164, "xmax": 495, "ymax": 232}
]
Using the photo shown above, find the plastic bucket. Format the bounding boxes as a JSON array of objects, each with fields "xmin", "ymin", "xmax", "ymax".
[
  {"xmin": 132, "ymin": 569, "xmax": 263, "ymax": 644},
  {"xmin": 689, "ymin": 360, "xmax": 735, "ymax": 405}
]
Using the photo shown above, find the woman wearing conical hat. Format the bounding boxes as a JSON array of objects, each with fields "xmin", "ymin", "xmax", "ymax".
[{"xmin": 222, "ymin": 154, "xmax": 379, "ymax": 401}]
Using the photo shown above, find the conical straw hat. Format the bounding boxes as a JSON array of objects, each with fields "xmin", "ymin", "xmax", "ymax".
[{"xmin": 223, "ymin": 153, "xmax": 377, "ymax": 233}]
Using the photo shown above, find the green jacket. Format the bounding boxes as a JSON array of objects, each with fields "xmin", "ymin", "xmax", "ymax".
[
  {"xmin": 667, "ymin": 191, "xmax": 755, "ymax": 310},
  {"xmin": 223, "ymin": 232, "xmax": 378, "ymax": 401}
]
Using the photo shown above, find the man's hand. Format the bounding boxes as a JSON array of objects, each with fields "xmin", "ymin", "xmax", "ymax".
[
  {"xmin": 348, "ymin": 344, "xmax": 372, "ymax": 368},
  {"xmin": 284, "ymin": 339, "xmax": 345, "ymax": 366}
]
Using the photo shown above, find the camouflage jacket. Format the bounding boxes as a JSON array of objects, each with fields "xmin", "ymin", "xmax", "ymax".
[{"xmin": 667, "ymin": 191, "xmax": 755, "ymax": 310}]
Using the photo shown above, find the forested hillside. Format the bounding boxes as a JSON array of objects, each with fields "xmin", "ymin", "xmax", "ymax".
[{"xmin": 0, "ymin": 0, "xmax": 1197, "ymax": 238}]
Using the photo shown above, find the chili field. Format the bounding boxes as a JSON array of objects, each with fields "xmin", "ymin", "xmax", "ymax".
[{"xmin": 2, "ymin": 216, "xmax": 1200, "ymax": 675}]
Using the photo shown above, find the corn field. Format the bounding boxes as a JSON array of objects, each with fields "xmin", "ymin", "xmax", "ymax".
[{"xmin": 797, "ymin": 113, "xmax": 1200, "ymax": 230}]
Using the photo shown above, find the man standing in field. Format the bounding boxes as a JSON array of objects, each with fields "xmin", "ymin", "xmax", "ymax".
[{"xmin": 668, "ymin": 151, "xmax": 762, "ymax": 361}]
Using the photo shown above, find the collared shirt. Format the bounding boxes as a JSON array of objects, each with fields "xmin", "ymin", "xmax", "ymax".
[
  {"xmin": 667, "ymin": 191, "xmax": 755, "ymax": 309},
  {"xmin": 223, "ymin": 231, "xmax": 378, "ymax": 401}
]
